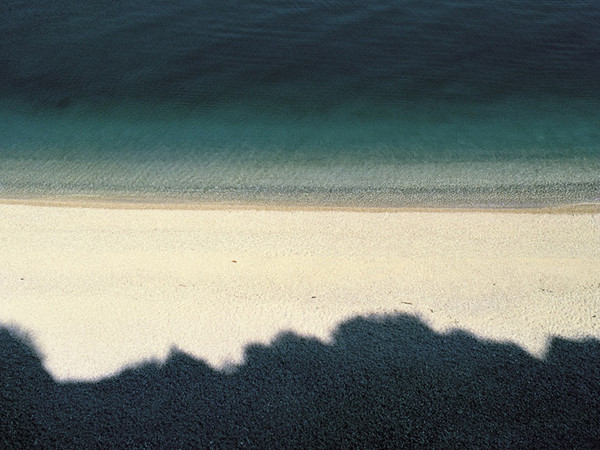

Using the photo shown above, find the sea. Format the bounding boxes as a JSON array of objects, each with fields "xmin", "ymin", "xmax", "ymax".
[{"xmin": 1, "ymin": 0, "xmax": 599, "ymax": 208}]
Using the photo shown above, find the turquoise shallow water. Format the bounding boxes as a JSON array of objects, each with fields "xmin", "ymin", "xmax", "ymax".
[
  {"xmin": 1, "ymin": 1, "xmax": 599, "ymax": 207},
  {"xmin": 2, "ymin": 97, "xmax": 598, "ymax": 207}
]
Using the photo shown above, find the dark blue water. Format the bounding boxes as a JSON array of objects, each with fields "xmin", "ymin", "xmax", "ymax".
[{"xmin": 1, "ymin": 0, "xmax": 599, "ymax": 206}]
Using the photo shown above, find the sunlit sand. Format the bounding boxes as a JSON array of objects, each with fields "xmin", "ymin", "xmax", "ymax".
[{"xmin": 1, "ymin": 202, "xmax": 599, "ymax": 381}]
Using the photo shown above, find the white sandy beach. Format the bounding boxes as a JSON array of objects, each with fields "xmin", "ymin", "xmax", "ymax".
[{"xmin": 1, "ymin": 202, "xmax": 599, "ymax": 381}]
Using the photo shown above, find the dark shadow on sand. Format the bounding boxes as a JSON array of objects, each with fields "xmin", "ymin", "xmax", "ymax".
[{"xmin": 2, "ymin": 314, "xmax": 599, "ymax": 448}]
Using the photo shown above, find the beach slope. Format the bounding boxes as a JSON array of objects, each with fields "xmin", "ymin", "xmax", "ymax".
[{"xmin": 1, "ymin": 203, "xmax": 599, "ymax": 381}]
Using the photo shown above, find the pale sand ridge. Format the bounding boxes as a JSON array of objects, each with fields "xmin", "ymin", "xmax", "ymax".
[{"xmin": 1, "ymin": 203, "xmax": 599, "ymax": 381}]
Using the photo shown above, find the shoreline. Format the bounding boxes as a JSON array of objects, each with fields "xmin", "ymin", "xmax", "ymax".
[{"xmin": 1, "ymin": 195, "xmax": 599, "ymax": 214}]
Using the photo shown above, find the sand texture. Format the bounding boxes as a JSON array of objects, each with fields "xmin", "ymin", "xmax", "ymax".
[
  {"xmin": 1, "ymin": 203, "xmax": 598, "ymax": 381},
  {"xmin": 2, "ymin": 202, "xmax": 600, "ymax": 447}
]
